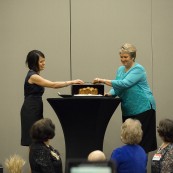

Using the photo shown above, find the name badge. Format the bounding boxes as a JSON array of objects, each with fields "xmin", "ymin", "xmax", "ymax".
[{"xmin": 152, "ymin": 154, "xmax": 162, "ymax": 161}]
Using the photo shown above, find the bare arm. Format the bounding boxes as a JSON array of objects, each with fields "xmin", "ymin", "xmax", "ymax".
[
  {"xmin": 29, "ymin": 74, "xmax": 84, "ymax": 88},
  {"xmin": 93, "ymin": 78, "xmax": 112, "ymax": 87},
  {"xmin": 93, "ymin": 78, "xmax": 113, "ymax": 96}
]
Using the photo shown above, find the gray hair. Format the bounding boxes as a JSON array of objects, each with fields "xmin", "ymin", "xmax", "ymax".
[
  {"xmin": 121, "ymin": 118, "xmax": 143, "ymax": 145},
  {"xmin": 119, "ymin": 43, "xmax": 137, "ymax": 59}
]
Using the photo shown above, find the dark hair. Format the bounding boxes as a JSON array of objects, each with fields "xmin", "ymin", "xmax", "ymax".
[
  {"xmin": 25, "ymin": 50, "xmax": 45, "ymax": 72},
  {"xmin": 30, "ymin": 118, "xmax": 55, "ymax": 142},
  {"xmin": 157, "ymin": 119, "xmax": 173, "ymax": 143}
]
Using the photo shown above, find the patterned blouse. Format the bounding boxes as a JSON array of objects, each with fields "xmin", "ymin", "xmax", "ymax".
[
  {"xmin": 29, "ymin": 142, "xmax": 62, "ymax": 173},
  {"xmin": 151, "ymin": 143, "xmax": 173, "ymax": 173}
]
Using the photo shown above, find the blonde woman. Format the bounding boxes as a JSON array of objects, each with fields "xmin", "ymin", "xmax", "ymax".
[{"xmin": 110, "ymin": 118, "xmax": 147, "ymax": 173}]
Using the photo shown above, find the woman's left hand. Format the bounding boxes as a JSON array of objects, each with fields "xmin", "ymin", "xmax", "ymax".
[{"xmin": 93, "ymin": 78, "xmax": 101, "ymax": 84}]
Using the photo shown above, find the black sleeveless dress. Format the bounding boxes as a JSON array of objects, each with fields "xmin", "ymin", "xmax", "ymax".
[{"xmin": 20, "ymin": 70, "xmax": 45, "ymax": 146}]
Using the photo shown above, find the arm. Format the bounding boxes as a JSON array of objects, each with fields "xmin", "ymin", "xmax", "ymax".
[
  {"xmin": 93, "ymin": 66, "xmax": 145, "ymax": 93},
  {"xmin": 93, "ymin": 78, "xmax": 116, "ymax": 96},
  {"xmin": 93, "ymin": 78, "xmax": 112, "ymax": 86},
  {"xmin": 29, "ymin": 74, "xmax": 84, "ymax": 88},
  {"xmin": 111, "ymin": 66, "xmax": 145, "ymax": 90}
]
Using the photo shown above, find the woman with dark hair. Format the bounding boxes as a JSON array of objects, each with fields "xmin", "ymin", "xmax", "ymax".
[
  {"xmin": 29, "ymin": 118, "xmax": 62, "ymax": 173},
  {"xmin": 151, "ymin": 118, "xmax": 173, "ymax": 173},
  {"xmin": 93, "ymin": 43, "xmax": 157, "ymax": 153},
  {"xmin": 21, "ymin": 50, "xmax": 84, "ymax": 146}
]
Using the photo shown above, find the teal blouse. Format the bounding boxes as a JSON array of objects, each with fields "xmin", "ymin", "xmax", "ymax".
[{"xmin": 109, "ymin": 63, "xmax": 156, "ymax": 116}]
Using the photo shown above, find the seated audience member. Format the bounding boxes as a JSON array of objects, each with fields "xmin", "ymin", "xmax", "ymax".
[
  {"xmin": 110, "ymin": 118, "xmax": 147, "ymax": 173},
  {"xmin": 151, "ymin": 118, "xmax": 173, "ymax": 173},
  {"xmin": 88, "ymin": 150, "xmax": 106, "ymax": 161},
  {"xmin": 29, "ymin": 118, "xmax": 62, "ymax": 173}
]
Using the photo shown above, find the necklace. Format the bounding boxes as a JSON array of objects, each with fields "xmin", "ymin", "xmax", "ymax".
[{"xmin": 157, "ymin": 142, "xmax": 170, "ymax": 153}]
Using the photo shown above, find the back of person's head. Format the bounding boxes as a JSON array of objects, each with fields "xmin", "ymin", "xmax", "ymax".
[
  {"xmin": 119, "ymin": 43, "xmax": 137, "ymax": 60},
  {"xmin": 121, "ymin": 118, "xmax": 143, "ymax": 145},
  {"xmin": 30, "ymin": 118, "xmax": 55, "ymax": 142},
  {"xmin": 157, "ymin": 118, "xmax": 173, "ymax": 143},
  {"xmin": 88, "ymin": 150, "xmax": 106, "ymax": 161},
  {"xmin": 25, "ymin": 50, "xmax": 45, "ymax": 72}
]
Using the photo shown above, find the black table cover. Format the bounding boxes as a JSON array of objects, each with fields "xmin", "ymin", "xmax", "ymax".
[{"xmin": 47, "ymin": 97, "xmax": 121, "ymax": 161}]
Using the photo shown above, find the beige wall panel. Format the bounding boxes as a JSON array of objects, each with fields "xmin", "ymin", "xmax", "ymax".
[
  {"xmin": 152, "ymin": 0, "xmax": 173, "ymax": 161},
  {"xmin": 0, "ymin": 0, "xmax": 70, "ymax": 172},
  {"xmin": 71, "ymin": 0, "xmax": 153, "ymax": 86},
  {"xmin": 152, "ymin": 0, "xmax": 173, "ymax": 122},
  {"xmin": 1, "ymin": 0, "xmax": 173, "ymax": 173},
  {"xmin": 71, "ymin": 0, "xmax": 153, "ymax": 172}
]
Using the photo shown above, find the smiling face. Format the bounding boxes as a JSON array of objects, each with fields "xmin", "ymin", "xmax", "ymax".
[
  {"xmin": 119, "ymin": 43, "xmax": 136, "ymax": 70},
  {"xmin": 38, "ymin": 56, "xmax": 45, "ymax": 71},
  {"xmin": 120, "ymin": 53, "xmax": 134, "ymax": 70}
]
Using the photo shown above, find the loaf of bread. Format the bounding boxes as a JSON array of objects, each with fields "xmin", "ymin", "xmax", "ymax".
[{"xmin": 79, "ymin": 87, "xmax": 98, "ymax": 95}]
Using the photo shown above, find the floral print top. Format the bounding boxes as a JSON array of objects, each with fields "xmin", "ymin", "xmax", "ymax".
[{"xmin": 151, "ymin": 143, "xmax": 173, "ymax": 173}]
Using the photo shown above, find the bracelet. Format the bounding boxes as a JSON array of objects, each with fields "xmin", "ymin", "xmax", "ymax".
[{"xmin": 65, "ymin": 81, "xmax": 68, "ymax": 87}]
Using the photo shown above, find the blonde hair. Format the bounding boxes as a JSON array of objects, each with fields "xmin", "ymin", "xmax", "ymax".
[
  {"xmin": 121, "ymin": 118, "xmax": 143, "ymax": 144},
  {"xmin": 119, "ymin": 43, "xmax": 137, "ymax": 59}
]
